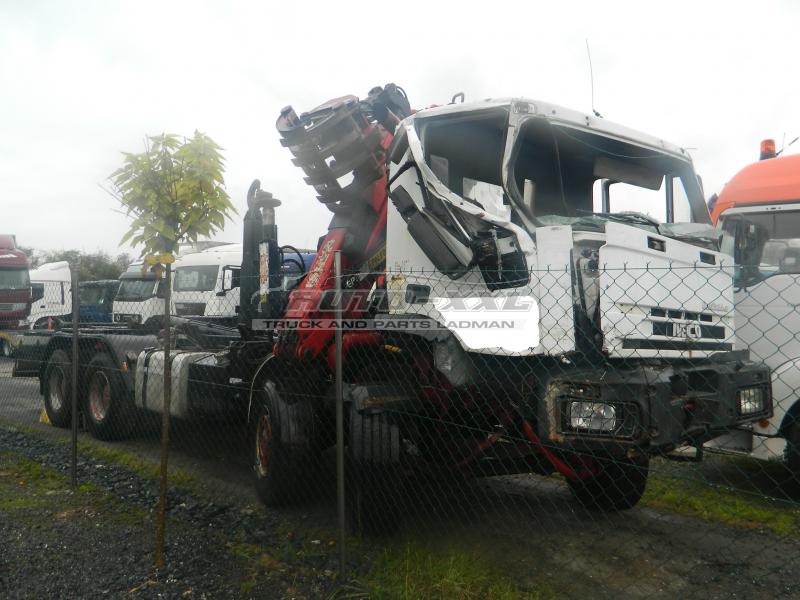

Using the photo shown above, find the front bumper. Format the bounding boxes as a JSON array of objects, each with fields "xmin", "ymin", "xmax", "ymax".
[{"xmin": 541, "ymin": 351, "xmax": 772, "ymax": 457}]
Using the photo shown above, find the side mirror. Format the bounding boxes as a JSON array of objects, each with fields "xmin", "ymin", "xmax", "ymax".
[
  {"xmin": 220, "ymin": 266, "xmax": 239, "ymax": 293},
  {"xmin": 735, "ymin": 220, "xmax": 769, "ymax": 283}
]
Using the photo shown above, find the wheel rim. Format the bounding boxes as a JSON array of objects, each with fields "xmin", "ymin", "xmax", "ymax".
[
  {"xmin": 255, "ymin": 413, "xmax": 273, "ymax": 477},
  {"xmin": 48, "ymin": 367, "xmax": 65, "ymax": 411},
  {"xmin": 88, "ymin": 371, "xmax": 111, "ymax": 423}
]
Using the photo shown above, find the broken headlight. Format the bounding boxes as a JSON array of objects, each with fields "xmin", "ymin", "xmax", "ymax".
[{"xmin": 569, "ymin": 401, "xmax": 617, "ymax": 433}]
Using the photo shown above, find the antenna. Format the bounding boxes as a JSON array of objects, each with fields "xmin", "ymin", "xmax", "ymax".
[
  {"xmin": 586, "ymin": 39, "xmax": 603, "ymax": 118},
  {"xmin": 777, "ymin": 135, "xmax": 799, "ymax": 156}
]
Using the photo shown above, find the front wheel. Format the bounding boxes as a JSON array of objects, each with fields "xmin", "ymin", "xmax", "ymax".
[
  {"xmin": 567, "ymin": 455, "xmax": 649, "ymax": 511},
  {"xmin": 252, "ymin": 381, "xmax": 318, "ymax": 506},
  {"xmin": 83, "ymin": 353, "xmax": 134, "ymax": 440},
  {"xmin": 784, "ymin": 417, "xmax": 800, "ymax": 484}
]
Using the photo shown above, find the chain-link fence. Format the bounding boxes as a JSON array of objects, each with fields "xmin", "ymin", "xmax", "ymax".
[{"xmin": 2, "ymin": 261, "xmax": 800, "ymax": 599}]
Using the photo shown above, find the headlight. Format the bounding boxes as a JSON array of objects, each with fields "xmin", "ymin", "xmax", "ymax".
[
  {"xmin": 738, "ymin": 386, "xmax": 766, "ymax": 416},
  {"xmin": 569, "ymin": 401, "xmax": 617, "ymax": 432},
  {"xmin": 10, "ymin": 303, "xmax": 26, "ymax": 312}
]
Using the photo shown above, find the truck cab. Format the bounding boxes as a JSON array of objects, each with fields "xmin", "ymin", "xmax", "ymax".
[
  {"xmin": 79, "ymin": 280, "xmax": 120, "ymax": 323},
  {"xmin": 28, "ymin": 261, "xmax": 72, "ymax": 329},
  {"xmin": 711, "ymin": 146, "xmax": 800, "ymax": 468},
  {"xmin": 112, "ymin": 262, "xmax": 169, "ymax": 328},
  {"xmin": 171, "ymin": 244, "xmax": 241, "ymax": 325},
  {"xmin": 0, "ymin": 234, "xmax": 31, "ymax": 355}
]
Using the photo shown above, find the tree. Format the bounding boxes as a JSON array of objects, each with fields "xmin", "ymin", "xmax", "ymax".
[
  {"xmin": 26, "ymin": 249, "xmax": 131, "ymax": 281},
  {"xmin": 108, "ymin": 131, "xmax": 235, "ymax": 569}
]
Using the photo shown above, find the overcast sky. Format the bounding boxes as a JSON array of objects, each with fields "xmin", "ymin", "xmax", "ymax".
[{"xmin": 2, "ymin": 0, "xmax": 798, "ymax": 256}]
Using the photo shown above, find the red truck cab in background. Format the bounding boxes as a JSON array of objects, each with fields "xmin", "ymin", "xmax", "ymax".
[{"xmin": 0, "ymin": 234, "xmax": 31, "ymax": 343}]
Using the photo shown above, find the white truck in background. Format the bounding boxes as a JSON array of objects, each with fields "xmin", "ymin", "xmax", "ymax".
[
  {"xmin": 112, "ymin": 261, "xmax": 173, "ymax": 328},
  {"xmin": 112, "ymin": 243, "xmax": 241, "ymax": 328},
  {"xmin": 28, "ymin": 261, "xmax": 72, "ymax": 329},
  {"xmin": 171, "ymin": 244, "xmax": 243, "ymax": 325}
]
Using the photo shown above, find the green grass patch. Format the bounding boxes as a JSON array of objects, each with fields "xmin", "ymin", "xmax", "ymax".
[
  {"xmin": 0, "ymin": 450, "xmax": 149, "ymax": 525},
  {"xmin": 352, "ymin": 541, "xmax": 558, "ymax": 600},
  {"xmin": 74, "ymin": 438, "xmax": 198, "ymax": 489},
  {"xmin": 643, "ymin": 466, "xmax": 800, "ymax": 538}
]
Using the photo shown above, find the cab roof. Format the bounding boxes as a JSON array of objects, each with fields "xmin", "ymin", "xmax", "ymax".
[
  {"xmin": 0, "ymin": 248, "xmax": 28, "ymax": 268},
  {"xmin": 412, "ymin": 97, "xmax": 694, "ymax": 162},
  {"xmin": 711, "ymin": 153, "xmax": 800, "ymax": 222}
]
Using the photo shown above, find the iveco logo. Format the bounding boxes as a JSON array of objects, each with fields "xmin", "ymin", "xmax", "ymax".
[{"xmin": 677, "ymin": 324, "xmax": 702, "ymax": 339}]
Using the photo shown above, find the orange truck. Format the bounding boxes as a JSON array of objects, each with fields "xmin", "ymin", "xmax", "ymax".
[{"xmin": 710, "ymin": 140, "xmax": 800, "ymax": 473}]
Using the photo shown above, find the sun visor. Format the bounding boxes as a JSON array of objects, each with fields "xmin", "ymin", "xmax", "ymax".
[{"xmin": 594, "ymin": 156, "xmax": 663, "ymax": 190}]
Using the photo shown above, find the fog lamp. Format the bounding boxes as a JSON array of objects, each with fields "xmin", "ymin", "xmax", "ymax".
[
  {"xmin": 569, "ymin": 401, "xmax": 617, "ymax": 432},
  {"xmin": 738, "ymin": 386, "xmax": 765, "ymax": 416}
]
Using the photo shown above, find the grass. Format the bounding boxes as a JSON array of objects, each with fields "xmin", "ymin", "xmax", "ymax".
[
  {"xmin": 643, "ymin": 458, "xmax": 800, "ymax": 538},
  {"xmin": 346, "ymin": 541, "xmax": 558, "ymax": 600},
  {"xmin": 0, "ymin": 450, "xmax": 149, "ymax": 525},
  {"xmin": 0, "ymin": 419, "xmax": 199, "ymax": 490},
  {"xmin": 74, "ymin": 438, "xmax": 198, "ymax": 489}
]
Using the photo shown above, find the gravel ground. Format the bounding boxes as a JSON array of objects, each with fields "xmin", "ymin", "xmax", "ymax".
[{"xmin": 0, "ymin": 426, "xmax": 345, "ymax": 599}]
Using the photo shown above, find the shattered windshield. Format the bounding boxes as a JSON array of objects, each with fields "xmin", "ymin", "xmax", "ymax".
[{"xmin": 418, "ymin": 108, "xmax": 706, "ymax": 235}]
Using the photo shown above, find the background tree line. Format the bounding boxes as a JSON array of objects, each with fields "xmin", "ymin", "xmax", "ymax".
[{"xmin": 19, "ymin": 248, "xmax": 132, "ymax": 281}]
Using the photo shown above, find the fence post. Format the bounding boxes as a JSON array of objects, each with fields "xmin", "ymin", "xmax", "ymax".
[
  {"xmin": 155, "ymin": 262, "xmax": 172, "ymax": 570},
  {"xmin": 334, "ymin": 251, "xmax": 346, "ymax": 579},
  {"xmin": 70, "ymin": 269, "xmax": 79, "ymax": 489}
]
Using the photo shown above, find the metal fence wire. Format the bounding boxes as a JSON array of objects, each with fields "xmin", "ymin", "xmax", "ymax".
[{"xmin": 2, "ymin": 263, "xmax": 800, "ymax": 599}]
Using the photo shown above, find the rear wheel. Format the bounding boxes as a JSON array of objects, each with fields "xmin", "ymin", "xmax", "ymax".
[
  {"xmin": 83, "ymin": 353, "xmax": 133, "ymax": 440},
  {"xmin": 348, "ymin": 406, "xmax": 404, "ymax": 535},
  {"xmin": 253, "ymin": 381, "xmax": 318, "ymax": 506},
  {"xmin": 567, "ymin": 455, "xmax": 649, "ymax": 511},
  {"xmin": 43, "ymin": 349, "xmax": 72, "ymax": 428}
]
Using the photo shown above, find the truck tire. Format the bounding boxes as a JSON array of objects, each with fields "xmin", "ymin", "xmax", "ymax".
[
  {"xmin": 252, "ymin": 381, "xmax": 317, "ymax": 506},
  {"xmin": 2, "ymin": 338, "xmax": 12, "ymax": 357},
  {"xmin": 43, "ymin": 349, "xmax": 73, "ymax": 428},
  {"xmin": 348, "ymin": 407, "xmax": 404, "ymax": 535},
  {"xmin": 567, "ymin": 456, "xmax": 649, "ymax": 511},
  {"xmin": 784, "ymin": 416, "xmax": 800, "ymax": 484},
  {"xmin": 83, "ymin": 353, "xmax": 134, "ymax": 441}
]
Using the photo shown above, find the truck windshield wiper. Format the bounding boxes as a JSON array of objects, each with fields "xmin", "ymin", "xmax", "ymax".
[{"xmin": 583, "ymin": 211, "xmax": 661, "ymax": 233}]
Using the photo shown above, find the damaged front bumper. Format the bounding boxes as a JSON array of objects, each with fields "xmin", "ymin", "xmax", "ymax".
[{"xmin": 540, "ymin": 350, "xmax": 772, "ymax": 457}]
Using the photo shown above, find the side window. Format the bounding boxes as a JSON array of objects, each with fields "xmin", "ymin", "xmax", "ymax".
[
  {"xmin": 31, "ymin": 283, "xmax": 44, "ymax": 303},
  {"xmin": 671, "ymin": 176, "xmax": 692, "ymax": 223}
]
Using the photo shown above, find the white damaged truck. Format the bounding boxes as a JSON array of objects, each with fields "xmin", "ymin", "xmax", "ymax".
[{"xmin": 371, "ymin": 98, "xmax": 774, "ymax": 509}]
